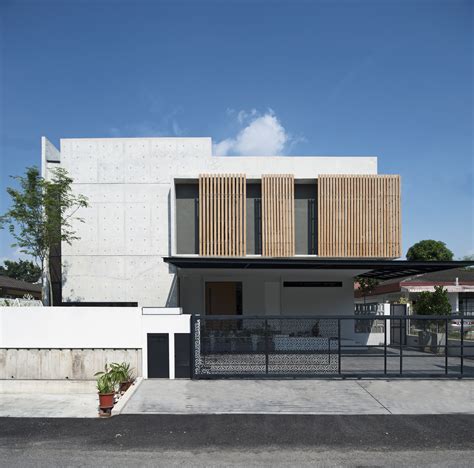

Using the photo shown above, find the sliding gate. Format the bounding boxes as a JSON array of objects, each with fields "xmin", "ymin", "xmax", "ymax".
[{"xmin": 191, "ymin": 315, "xmax": 474, "ymax": 378}]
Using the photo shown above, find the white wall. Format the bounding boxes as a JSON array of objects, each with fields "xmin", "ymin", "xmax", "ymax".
[
  {"xmin": 43, "ymin": 136, "xmax": 378, "ymax": 307},
  {"xmin": 0, "ymin": 306, "xmax": 191, "ymax": 380},
  {"xmin": 0, "ymin": 307, "xmax": 141, "ymax": 348}
]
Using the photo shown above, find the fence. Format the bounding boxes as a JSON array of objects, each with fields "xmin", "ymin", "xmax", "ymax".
[{"xmin": 191, "ymin": 314, "xmax": 474, "ymax": 378}]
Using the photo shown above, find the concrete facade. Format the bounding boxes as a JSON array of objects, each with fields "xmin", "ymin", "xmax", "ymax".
[{"xmin": 42, "ymin": 136, "xmax": 377, "ymax": 307}]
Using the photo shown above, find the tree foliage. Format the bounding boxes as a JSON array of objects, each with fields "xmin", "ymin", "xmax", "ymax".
[
  {"xmin": 413, "ymin": 285, "xmax": 451, "ymax": 316},
  {"xmin": 355, "ymin": 276, "xmax": 380, "ymax": 302},
  {"xmin": 0, "ymin": 259, "xmax": 41, "ymax": 283},
  {"xmin": 0, "ymin": 166, "xmax": 88, "ymax": 303},
  {"xmin": 406, "ymin": 240, "xmax": 453, "ymax": 261}
]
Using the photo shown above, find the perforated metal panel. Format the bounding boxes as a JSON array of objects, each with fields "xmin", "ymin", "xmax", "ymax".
[{"xmin": 192, "ymin": 316, "xmax": 339, "ymax": 377}]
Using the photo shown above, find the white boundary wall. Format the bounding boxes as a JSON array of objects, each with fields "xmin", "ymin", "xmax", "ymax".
[{"xmin": 0, "ymin": 307, "xmax": 190, "ymax": 379}]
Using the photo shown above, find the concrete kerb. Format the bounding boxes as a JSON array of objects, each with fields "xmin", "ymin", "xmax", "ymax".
[{"xmin": 111, "ymin": 377, "xmax": 143, "ymax": 416}]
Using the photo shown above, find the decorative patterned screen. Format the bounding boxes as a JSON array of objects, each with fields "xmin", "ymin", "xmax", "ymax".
[
  {"xmin": 317, "ymin": 175, "xmax": 401, "ymax": 258},
  {"xmin": 199, "ymin": 174, "xmax": 246, "ymax": 256},
  {"xmin": 261, "ymin": 174, "xmax": 295, "ymax": 257},
  {"xmin": 192, "ymin": 316, "xmax": 339, "ymax": 377}
]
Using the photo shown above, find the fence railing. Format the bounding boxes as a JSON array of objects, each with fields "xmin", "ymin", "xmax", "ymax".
[{"xmin": 191, "ymin": 314, "xmax": 474, "ymax": 378}]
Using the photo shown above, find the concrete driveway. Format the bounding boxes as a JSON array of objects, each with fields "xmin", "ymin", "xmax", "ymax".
[
  {"xmin": 122, "ymin": 379, "xmax": 474, "ymax": 415},
  {"xmin": 0, "ymin": 380, "xmax": 98, "ymax": 418}
]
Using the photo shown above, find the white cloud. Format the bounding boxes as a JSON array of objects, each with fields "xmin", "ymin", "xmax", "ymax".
[{"xmin": 214, "ymin": 110, "xmax": 291, "ymax": 156}]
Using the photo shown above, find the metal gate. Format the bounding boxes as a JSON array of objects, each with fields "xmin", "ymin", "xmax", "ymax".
[{"xmin": 191, "ymin": 314, "xmax": 474, "ymax": 379}]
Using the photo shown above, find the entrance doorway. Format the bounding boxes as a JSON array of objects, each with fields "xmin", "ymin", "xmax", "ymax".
[
  {"xmin": 205, "ymin": 282, "xmax": 242, "ymax": 315},
  {"xmin": 147, "ymin": 334, "xmax": 169, "ymax": 378}
]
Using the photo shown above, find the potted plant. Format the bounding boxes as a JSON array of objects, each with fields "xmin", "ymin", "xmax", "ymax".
[
  {"xmin": 95, "ymin": 366, "xmax": 116, "ymax": 410},
  {"xmin": 110, "ymin": 362, "xmax": 135, "ymax": 393}
]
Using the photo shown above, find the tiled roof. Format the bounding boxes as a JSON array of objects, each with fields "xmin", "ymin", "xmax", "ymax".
[{"xmin": 0, "ymin": 275, "xmax": 42, "ymax": 293}]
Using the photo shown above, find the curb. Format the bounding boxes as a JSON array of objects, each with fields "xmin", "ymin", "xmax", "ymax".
[{"xmin": 111, "ymin": 377, "xmax": 143, "ymax": 416}]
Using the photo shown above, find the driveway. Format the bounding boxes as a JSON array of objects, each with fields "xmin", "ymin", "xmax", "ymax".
[{"xmin": 122, "ymin": 378, "xmax": 474, "ymax": 415}]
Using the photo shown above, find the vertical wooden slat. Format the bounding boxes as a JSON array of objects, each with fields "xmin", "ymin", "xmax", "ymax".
[
  {"xmin": 198, "ymin": 174, "xmax": 246, "ymax": 256},
  {"xmin": 261, "ymin": 174, "xmax": 294, "ymax": 256},
  {"xmin": 317, "ymin": 174, "xmax": 401, "ymax": 258}
]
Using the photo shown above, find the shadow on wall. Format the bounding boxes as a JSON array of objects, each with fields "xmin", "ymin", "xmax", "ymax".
[
  {"xmin": 61, "ymin": 259, "xmax": 85, "ymax": 303},
  {"xmin": 166, "ymin": 265, "xmax": 178, "ymax": 307}
]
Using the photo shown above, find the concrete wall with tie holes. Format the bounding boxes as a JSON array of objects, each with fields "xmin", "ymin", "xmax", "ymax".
[{"xmin": 43, "ymin": 136, "xmax": 377, "ymax": 307}]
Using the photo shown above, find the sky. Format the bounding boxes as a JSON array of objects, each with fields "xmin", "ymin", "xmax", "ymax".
[{"xmin": 0, "ymin": 0, "xmax": 472, "ymax": 261}]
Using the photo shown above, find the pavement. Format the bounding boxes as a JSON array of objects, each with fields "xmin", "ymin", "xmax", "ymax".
[
  {"xmin": 122, "ymin": 378, "xmax": 474, "ymax": 415},
  {"xmin": 0, "ymin": 378, "xmax": 473, "ymax": 418},
  {"xmin": 0, "ymin": 380, "xmax": 98, "ymax": 418},
  {"xmin": 1, "ymin": 414, "xmax": 474, "ymax": 466}
]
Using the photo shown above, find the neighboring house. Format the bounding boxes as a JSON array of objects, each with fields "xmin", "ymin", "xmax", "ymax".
[
  {"xmin": 355, "ymin": 268, "xmax": 474, "ymax": 314},
  {"xmin": 0, "ymin": 275, "xmax": 41, "ymax": 300},
  {"xmin": 2, "ymin": 135, "xmax": 468, "ymax": 380}
]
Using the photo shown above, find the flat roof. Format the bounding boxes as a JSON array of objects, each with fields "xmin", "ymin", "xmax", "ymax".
[{"xmin": 163, "ymin": 257, "xmax": 474, "ymax": 280}]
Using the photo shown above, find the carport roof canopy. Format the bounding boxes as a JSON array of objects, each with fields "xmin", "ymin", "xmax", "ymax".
[{"xmin": 163, "ymin": 257, "xmax": 474, "ymax": 281}]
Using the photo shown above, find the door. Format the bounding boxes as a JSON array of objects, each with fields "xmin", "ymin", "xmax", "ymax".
[
  {"xmin": 147, "ymin": 333, "xmax": 169, "ymax": 378},
  {"xmin": 205, "ymin": 282, "xmax": 242, "ymax": 315},
  {"xmin": 175, "ymin": 333, "xmax": 191, "ymax": 378}
]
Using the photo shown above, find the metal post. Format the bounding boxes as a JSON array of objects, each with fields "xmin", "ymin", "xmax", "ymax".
[
  {"xmin": 445, "ymin": 318, "xmax": 448, "ymax": 375},
  {"xmin": 338, "ymin": 319, "xmax": 341, "ymax": 375},
  {"xmin": 399, "ymin": 317, "xmax": 403, "ymax": 375},
  {"xmin": 460, "ymin": 317, "xmax": 464, "ymax": 376},
  {"xmin": 384, "ymin": 316, "xmax": 387, "ymax": 375},
  {"xmin": 264, "ymin": 318, "xmax": 269, "ymax": 375}
]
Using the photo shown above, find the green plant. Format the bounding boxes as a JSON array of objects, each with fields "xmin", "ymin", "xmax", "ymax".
[
  {"xmin": 0, "ymin": 166, "xmax": 88, "ymax": 305},
  {"xmin": 355, "ymin": 276, "xmax": 380, "ymax": 304},
  {"xmin": 406, "ymin": 240, "xmax": 453, "ymax": 261},
  {"xmin": 396, "ymin": 296, "xmax": 410, "ymax": 305},
  {"xmin": 0, "ymin": 259, "xmax": 41, "ymax": 283},
  {"xmin": 413, "ymin": 285, "xmax": 451, "ymax": 331},
  {"xmin": 94, "ymin": 364, "xmax": 118, "ymax": 393},
  {"xmin": 95, "ymin": 368, "xmax": 116, "ymax": 394},
  {"xmin": 109, "ymin": 362, "xmax": 135, "ymax": 383}
]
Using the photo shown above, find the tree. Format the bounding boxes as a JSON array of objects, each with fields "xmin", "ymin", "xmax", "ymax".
[
  {"xmin": 0, "ymin": 259, "xmax": 41, "ymax": 283},
  {"xmin": 406, "ymin": 240, "xmax": 453, "ymax": 261},
  {"xmin": 0, "ymin": 166, "xmax": 88, "ymax": 305},
  {"xmin": 355, "ymin": 276, "xmax": 380, "ymax": 304},
  {"xmin": 413, "ymin": 286, "xmax": 451, "ymax": 316},
  {"xmin": 413, "ymin": 285, "xmax": 451, "ymax": 330}
]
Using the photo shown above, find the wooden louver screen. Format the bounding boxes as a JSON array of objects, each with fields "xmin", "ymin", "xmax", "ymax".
[
  {"xmin": 318, "ymin": 175, "xmax": 401, "ymax": 258},
  {"xmin": 261, "ymin": 174, "xmax": 295, "ymax": 257},
  {"xmin": 199, "ymin": 174, "xmax": 246, "ymax": 256}
]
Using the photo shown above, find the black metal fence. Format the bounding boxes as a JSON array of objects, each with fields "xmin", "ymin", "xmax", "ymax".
[{"xmin": 191, "ymin": 314, "xmax": 474, "ymax": 378}]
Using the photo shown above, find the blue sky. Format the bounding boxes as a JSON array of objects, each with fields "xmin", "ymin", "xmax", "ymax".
[{"xmin": 1, "ymin": 0, "xmax": 472, "ymax": 261}]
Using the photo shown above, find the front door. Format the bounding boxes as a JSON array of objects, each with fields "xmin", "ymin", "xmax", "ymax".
[{"xmin": 205, "ymin": 282, "xmax": 242, "ymax": 315}]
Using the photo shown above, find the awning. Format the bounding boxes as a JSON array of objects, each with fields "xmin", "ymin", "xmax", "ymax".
[{"xmin": 163, "ymin": 257, "xmax": 474, "ymax": 280}]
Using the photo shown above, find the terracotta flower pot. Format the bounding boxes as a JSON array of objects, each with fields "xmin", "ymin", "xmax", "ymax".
[{"xmin": 98, "ymin": 392, "xmax": 115, "ymax": 408}]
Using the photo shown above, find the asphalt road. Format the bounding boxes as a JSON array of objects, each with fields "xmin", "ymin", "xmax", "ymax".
[{"xmin": 1, "ymin": 414, "xmax": 473, "ymax": 467}]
